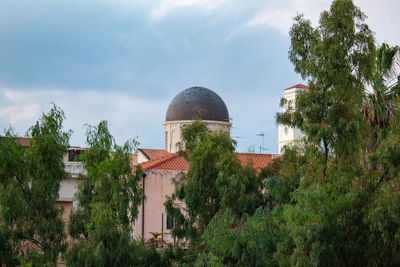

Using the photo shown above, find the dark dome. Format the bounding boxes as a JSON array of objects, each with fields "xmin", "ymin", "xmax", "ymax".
[{"xmin": 166, "ymin": 87, "xmax": 229, "ymax": 122}]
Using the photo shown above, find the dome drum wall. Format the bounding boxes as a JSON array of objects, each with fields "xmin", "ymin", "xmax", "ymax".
[{"xmin": 163, "ymin": 120, "xmax": 231, "ymax": 153}]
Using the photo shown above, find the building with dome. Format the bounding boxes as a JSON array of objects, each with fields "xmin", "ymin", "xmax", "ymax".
[
  {"xmin": 7, "ymin": 84, "xmax": 304, "ymax": 252},
  {"xmin": 132, "ymin": 86, "xmax": 278, "ymax": 244},
  {"xmin": 164, "ymin": 86, "xmax": 232, "ymax": 153}
]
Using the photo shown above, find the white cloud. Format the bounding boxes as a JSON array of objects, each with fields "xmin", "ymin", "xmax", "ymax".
[
  {"xmin": 247, "ymin": 0, "xmax": 329, "ymax": 35},
  {"xmin": 0, "ymin": 88, "xmax": 169, "ymax": 148},
  {"xmin": 247, "ymin": 0, "xmax": 400, "ymax": 45},
  {"xmin": 353, "ymin": 0, "xmax": 400, "ymax": 46},
  {"xmin": 150, "ymin": 0, "xmax": 225, "ymax": 19},
  {"xmin": 0, "ymin": 89, "xmax": 42, "ymax": 125}
]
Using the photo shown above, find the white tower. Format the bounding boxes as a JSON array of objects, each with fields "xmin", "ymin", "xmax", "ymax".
[{"xmin": 278, "ymin": 84, "xmax": 307, "ymax": 154}]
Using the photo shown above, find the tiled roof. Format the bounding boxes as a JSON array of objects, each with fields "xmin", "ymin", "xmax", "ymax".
[
  {"xmin": 139, "ymin": 151, "xmax": 278, "ymax": 171},
  {"xmin": 139, "ymin": 148, "xmax": 169, "ymax": 161},
  {"xmin": 16, "ymin": 137, "xmax": 30, "ymax": 147},
  {"xmin": 285, "ymin": 84, "xmax": 308, "ymax": 90},
  {"xmin": 139, "ymin": 153, "xmax": 189, "ymax": 171},
  {"xmin": 237, "ymin": 153, "xmax": 278, "ymax": 170}
]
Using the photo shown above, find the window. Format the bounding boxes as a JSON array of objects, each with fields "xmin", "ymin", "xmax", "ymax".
[
  {"xmin": 170, "ymin": 130, "xmax": 175, "ymax": 152},
  {"xmin": 68, "ymin": 149, "xmax": 83, "ymax": 162},
  {"xmin": 165, "ymin": 132, "xmax": 168, "ymax": 151},
  {"xmin": 166, "ymin": 214, "xmax": 174, "ymax": 229},
  {"xmin": 287, "ymin": 100, "xmax": 293, "ymax": 109}
]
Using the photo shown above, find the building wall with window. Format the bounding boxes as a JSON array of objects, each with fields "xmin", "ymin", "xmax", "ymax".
[
  {"xmin": 133, "ymin": 169, "xmax": 183, "ymax": 244},
  {"xmin": 278, "ymin": 84, "xmax": 307, "ymax": 153},
  {"xmin": 163, "ymin": 120, "xmax": 231, "ymax": 153}
]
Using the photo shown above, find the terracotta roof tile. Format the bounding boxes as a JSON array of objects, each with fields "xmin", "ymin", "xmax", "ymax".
[
  {"xmin": 16, "ymin": 137, "xmax": 30, "ymax": 147},
  {"xmin": 139, "ymin": 151, "xmax": 278, "ymax": 171},
  {"xmin": 139, "ymin": 148, "xmax": 169, "ymax": 161},
  {"xmin": 237, "ymin": 153, "xmax": 278, "ymax": 170},
  {"xmin": 139, "ymin": 153, "xmax": 189, "ymax": 171},
  {"xmin": 285, "ymin": 84, "xmax": 308, "ymax": 90}
]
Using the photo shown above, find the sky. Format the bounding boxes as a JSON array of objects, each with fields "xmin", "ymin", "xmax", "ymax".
[{"xmin": 0, "ymin": 0, "xmax": 399, "ymax": 153}]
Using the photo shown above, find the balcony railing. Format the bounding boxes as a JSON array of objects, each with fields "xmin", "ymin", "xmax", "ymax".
[{"xmin": 64, "ymin": 162, "xmax": 86, "ymax": 178}]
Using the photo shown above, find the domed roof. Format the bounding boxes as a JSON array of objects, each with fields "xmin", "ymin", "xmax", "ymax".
[{"xmin": 166, "ymin": 87, "xmax": 229, "ymax": 122}]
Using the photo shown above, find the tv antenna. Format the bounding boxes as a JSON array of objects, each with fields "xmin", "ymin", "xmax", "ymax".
[{"xmin": 256, "ymin": 132, "xmax": 267, "ymax": 153}]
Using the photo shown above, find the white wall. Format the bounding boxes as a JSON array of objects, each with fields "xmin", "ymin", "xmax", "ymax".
[
  {"xmin": 163, "ymin": 120, "xmax": 232, "ymax": 153},
  {"xmin": 278, "ymin": 87, "xmax": 305, "ymax": 153}
]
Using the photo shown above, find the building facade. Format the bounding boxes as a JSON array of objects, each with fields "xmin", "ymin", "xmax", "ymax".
[
  {"xmin": 14, "ymin": 84, "xmax": 302, "ymax": 250},
  {"xmin": 132, "ymin": 86, "xmax": 277, "ymax": 244},
  {"xmin": 278, "ymin": 84, "xmax": 307, "ymax": 153}
]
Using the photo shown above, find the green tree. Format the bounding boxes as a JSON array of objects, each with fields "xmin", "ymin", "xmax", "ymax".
[
  {"xmin": 360, "ymin": 111, "xmax": 400, "ymax": 266},
  {"xmin": 363, "ymin": 43, "xmax": 400, "ymax": 153},
  {"xmin": 64, "ymin": 121, "xmax": 145, "ymax": 266},
  {"xmin": 0, "ymin": 105, "xmax": 70, "ymax": 266},
  {"xmin": 278, "ymin": 0, "xmax": 375, "ymax": 183},
  {"xmin": 165, "ymin": 121, "xmax": 264, "ymax": 246},
  {"xmin": 274, "ymin": 0, "xmax": 382, "ymax": 266},
  {"xmin": 193, "ymin": 145, "xmax": 306, "ymax": 266}
]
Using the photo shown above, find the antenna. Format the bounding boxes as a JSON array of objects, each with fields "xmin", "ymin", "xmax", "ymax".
[
  {"xmin": 256, "ymin": 132, "xmax": 265, "ymax": 153},
  {"xmin": 230, "ymin": 117, "xmax": 237, "ymax": 129}
]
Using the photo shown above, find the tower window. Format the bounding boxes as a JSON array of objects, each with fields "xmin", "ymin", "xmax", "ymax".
[
  {"xmin": 165, "ymin": 132, "xmax": 168, "ymax": 151},
  {"xmin": 284, "ymin": 127, "xmax": 289, "ymax": 135}
]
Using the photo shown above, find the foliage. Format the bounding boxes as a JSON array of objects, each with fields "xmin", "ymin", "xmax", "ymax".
[
  {"xmin": 2, "ymin": 1, "xmax": 400, "ymax": 265},
  {"xmin": 197, "ymin": 208, "xmax": 284, "ymax": 267},
  {"xmin": 165, "ymin": 120, "xmax": 264, "ymax": 245},
  {"xmin": 189, "ymin": 1, "xmax": 399, "ymax": 266},
  {"xmin": 271, "ymin": 0, "xmax": 400, "ymax": 266},
  {"xmin": 363, "ymin": 43, "xmax": 400, "ymax": 152},
  {"xmin": 0, "ymin": 105, "xmax": 70, "ymax": 266},
  {"xmin": 278, "ymin": 0, "xmax": 375, "ymax": 183},
  {"xmin": 64, "ymin": 121, "xmax": 145, "ymax": 266}
]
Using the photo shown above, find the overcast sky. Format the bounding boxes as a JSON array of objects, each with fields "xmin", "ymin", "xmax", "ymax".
[{"xmin": 0, "ymin": 0, "xmax": 399, "ymax": 153}]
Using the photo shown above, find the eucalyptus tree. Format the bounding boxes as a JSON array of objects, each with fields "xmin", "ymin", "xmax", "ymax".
[
  {"xmin": 64, "ymin": 121, "xmax": 144, "ymax": 266},
  {"xmin": 0, "ymin": 105, "xmax": 70, "ymax": 266},
  {"xmin": 165, "ymin": 121, "xmax": 264, "ymax": 246},
  {"xmin": 277, "ymin": 0, "xmax": 375, "ymax": 183},
  {"xmin": 275, "ymin": 1, "xmax": 378, "ymax": 266}
]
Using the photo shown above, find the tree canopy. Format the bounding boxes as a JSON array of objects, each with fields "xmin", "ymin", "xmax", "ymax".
[
  {"xmin": 165, "ymin": 121, "xmax": 265, "ymax": 246},
  {"xmin": 64, "ymin": 121, "xmax": 145, "ymax": 266},
  {"xmin": 0, "ymin": 105, "xmax": 70, "ymax": 266},
  {"xmin": 1, "ymin": 1, "xmax": 400, "ymax": 265}
]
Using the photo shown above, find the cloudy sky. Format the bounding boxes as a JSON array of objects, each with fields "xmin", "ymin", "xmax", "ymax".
[{"xmin": 0, "ymin": 0, "xmax": 399, "ymax": 153}]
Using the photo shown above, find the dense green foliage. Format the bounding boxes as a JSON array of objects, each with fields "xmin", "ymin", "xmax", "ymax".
[
  {"xmin": 164, "ymin": 121, "xmax": 265, "ymax": 253},
  {"xmin": 64, "ymin": 121, "xmax": 147, "ymax": 266},
  {"xmin": 164, "ymin": 1, "xmax": 400, "ymax": 266},
  {"xmin": 1, "ymin": 1, "xmax": 399, "ymax": 265},
  {"xmin": 0, "ymin": 105, "xmax": 70, "ymax": 266}
]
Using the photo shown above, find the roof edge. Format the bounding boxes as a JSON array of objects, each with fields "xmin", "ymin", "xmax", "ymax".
[
  {"xmin": 285, "ymin": 83, "xmax": 308, "ymax": 90},
  {"xmin": 138, "ymin": 148, "xmax": 150, "ymax": 160}
]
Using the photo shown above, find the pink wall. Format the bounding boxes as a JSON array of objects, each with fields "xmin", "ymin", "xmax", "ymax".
[{"xmin": 134, "ymin": 169, "xmax": 183, "ymax": 244}]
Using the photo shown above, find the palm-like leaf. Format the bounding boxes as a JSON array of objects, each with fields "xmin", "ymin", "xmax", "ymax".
[
  {"xmin": 364, "ymin": 43, "xmax": 400, "ymax": 127},
  {"xmin": 363, "ymin": 43, "xmax": 400, "ymax": 151}
]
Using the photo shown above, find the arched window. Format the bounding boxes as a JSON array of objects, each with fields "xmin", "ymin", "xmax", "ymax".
[
  {"xmin": 287, "ymin": 100, "xmax": 293, "ymax": 109},
  {"xmin": 170, "ymin": 130, "xmax": 175, "ymax": 152},
  {"xmin": 165, "ymin": 131, "xmax": 168, "ymax": 151}
]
